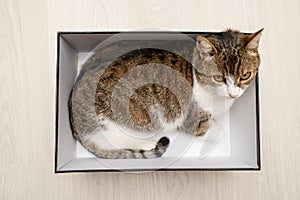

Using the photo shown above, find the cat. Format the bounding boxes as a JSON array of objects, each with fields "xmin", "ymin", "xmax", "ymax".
[{"xmin": 68, "ymin": 29, "xmax": 263, "ymax": 159}]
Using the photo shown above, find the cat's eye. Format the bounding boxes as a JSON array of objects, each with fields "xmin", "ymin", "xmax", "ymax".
[
  {"xmin": 213, "ymin": 75, "xmax": 224, "ymax": 82},
  {"xmin": 241, "ymin": 72, "xmax": 252, "ymax": 80}
]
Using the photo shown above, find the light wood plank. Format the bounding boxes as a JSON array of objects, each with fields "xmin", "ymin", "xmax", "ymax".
[{"xmin": 0, "ymin": 0, "xmax": 299, "ymax": 199}]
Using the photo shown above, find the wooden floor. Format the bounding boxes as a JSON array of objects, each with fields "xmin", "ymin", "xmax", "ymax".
[{"xmin": 1, "ymin": 0, "xmax": 300, "ymax": 199}]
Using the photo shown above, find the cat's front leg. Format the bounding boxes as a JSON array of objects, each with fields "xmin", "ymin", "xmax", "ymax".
[{"xmin": 178, "ymin": 101, "xmax": 211, "ymax": 136}]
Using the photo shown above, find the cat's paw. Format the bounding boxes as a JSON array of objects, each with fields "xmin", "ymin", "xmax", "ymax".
[
  {"xmin": 195, "ymin": 120, "xmax": 210, "ymax": 136},
  {"xmin": 194, "ymin": 112, "xmax": 211, "ymax": 137}
]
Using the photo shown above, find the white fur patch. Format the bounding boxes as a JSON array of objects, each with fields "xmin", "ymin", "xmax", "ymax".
[
  {"xmin": 192, "ymin": 69, "xmax": 213, "ymax": 113},
  {"xmin": 192, "ymin": 69, "xmax": 236, "ymax": 117},
  {"xmin": 84, "ymin": 114, "xmax": 183, "ymax": 151},
  {"xmin": 85, "ymin": 120, "xmax": 155, "ymax": 150},
  {"xmin": 226, "ymin": 76, "xmax": 245, "ymax": 99}
]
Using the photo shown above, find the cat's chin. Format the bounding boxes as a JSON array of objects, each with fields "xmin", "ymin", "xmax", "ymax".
[
  {"xmin": 224, "ymin": 93, "xmax": 242, "ymax": 100},
  {"xmin": 225, "ymin": 96, "xmax": 237, "ymax": 100},
  {"xmin": 214, "ymin": 94, "xmax": 237, "ymax": 100}
]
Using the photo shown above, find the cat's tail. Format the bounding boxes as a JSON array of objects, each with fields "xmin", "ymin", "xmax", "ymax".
[{"xmin": 90, "ymin": 137, "xmax": 170, "ymax": 159}]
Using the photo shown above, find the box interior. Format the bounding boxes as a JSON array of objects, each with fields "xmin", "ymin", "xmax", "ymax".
[{"xmin": 56, "ymin": 32, "xmax": 260, "ymax": 172}]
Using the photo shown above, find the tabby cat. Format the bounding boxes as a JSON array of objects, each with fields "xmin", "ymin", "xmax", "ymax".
[{"xmin": 69, "ymin": 29, "xmax": 263, "ymax": 159}]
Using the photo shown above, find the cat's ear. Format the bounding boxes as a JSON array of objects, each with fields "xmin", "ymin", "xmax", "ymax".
[
  {"xmin": 196, "ymin": 35, "xmax": 218, "ymax": 57},
  {"xmin": 246, "ymin": 28, "xmax": 264, "ymax": 50}
]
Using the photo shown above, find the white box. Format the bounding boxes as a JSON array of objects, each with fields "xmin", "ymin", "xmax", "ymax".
[{"xmin": 55, "ymin": 32, "xmax": 261, "ymax": 172}]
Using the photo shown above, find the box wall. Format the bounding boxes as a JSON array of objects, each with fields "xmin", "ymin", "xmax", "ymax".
[
  {"xmin": 55, "ymin": 32, "xmax": 260, "ymax": 172},
  {"xmin": 56, "ymin": 37, "xmax": 78, "ymax": 169}
]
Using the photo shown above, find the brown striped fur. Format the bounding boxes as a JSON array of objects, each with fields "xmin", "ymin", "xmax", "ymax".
[{"xmin": 95, "ymin": 49, "xmax": 193, "ymax": 129}]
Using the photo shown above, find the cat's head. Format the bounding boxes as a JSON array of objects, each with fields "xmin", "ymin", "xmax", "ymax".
[{"xmin": 193, "ymin": 29, "xmax": 263, "ymax": 99}]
